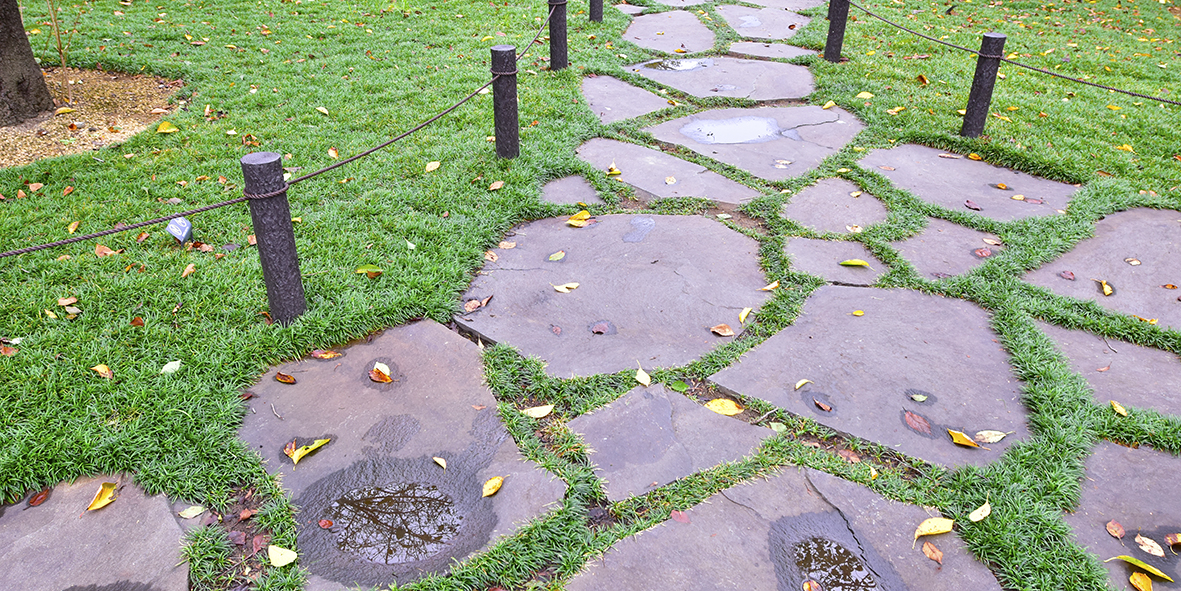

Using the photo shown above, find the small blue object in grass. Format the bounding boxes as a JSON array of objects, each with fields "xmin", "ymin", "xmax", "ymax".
[{"xmin": 166, "ymin": 217, "xmax": 193, "ymax": 243}]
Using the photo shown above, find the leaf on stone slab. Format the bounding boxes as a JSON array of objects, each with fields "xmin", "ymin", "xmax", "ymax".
[
  {"xmin": 522, "ymin": 404, "xmax": 554, "ymax": 419},
  {"xmin": 548, "ymin": 250, "xmax": 566, "ymax": 261},
  {"xmin": 846, "ymin": 224, "xmax": 863, "ymax": 233},
  {"xmin": 913, "ymin": 517, "xmax": 954, "ymax": 546},
  {"xmin": 1104, "ymin": 556, "xmax": 1173, "ymax": 581},
  {"xmin": 813, "ymin": 398, "xmax": 832, "ymax": 412},
  {"xmin": 710, "ymin": 323, "xmax": 734, "ymax": 337},
  {"xmin": 794, "ymin": 379, "xmax": 812, "ymax": 390},
  {"xmin": 975, "ymin": 430, "xmax": 1007, "ymax": 443},
  {"xmin": 311, "ymin": 350, "xmax": 341, "ymax": 359},
  {"xmin": 605, "ymin": 160, "xmax": 621, "ymax": 176},
  {"xmin": 636, "ymin": 363, "xmax": 651, "ymax": 386},
  {"xmin": 1131, "ymin": 572, "xmax": 1153, "ymax": 591},
  {"xmin": 1166, "ymin": 533, "xmax": 1181, "ymax": 546},
  {"xmin": 91, "ymin": 364, "xmax": 114, "ymax": 379},
  {"xmin": 567, "ymin": 210, "xmax": 592, "ymax": 227},
  {"xmin": 25, "ymin": 488, "xmax": 47, "ymax": 507},
  {"xmin": 739, "ymin": 307, "xmax": 752, "ymax": 324},
  {"xmin": 1111, "ymin": 400, "xmax": 1128, "ymax": 416},
  {"xmin": 178, "ymin": 505, "xmax": 206, "ymax": 519},
  {"xmin": 760, "ymin": 281, "xmax": 779, "ymax": 291},
  {"xmin": 838, "ymin": 259, "xmax": 872, "ymax": 268},
  {"xmin": 274, "ymin": 372, "xmax": 296, "ymax": 384},
  {"xmin": 553, "ymin": 282, "xmax": 579, "ymax": 293},
  {"xmin": 87, "ymin": 482, "xmax": 118, "ymax": 511},
  {"xmin": 1094, "ymin": 279, "xmax": 1114, "ymax": 296},
  {"xmin": 974, "ymin": 248, "xmax": 992, "ymax": 258},
  {"xmin": 851, "ymin": 310, "xmax": 864, "ymax": 317},
  {"xmin": 160, "ymin": 360, "xmax": 182, "ymax": 374},
  {"xmin": 964, "ymin": 200, "xmax": 982, "ymax": 211},
  {"xmin": 1137, "ymin": 534, "xmax": 1166, "ymax": 558},
  {"xmin": 1107, "ymin": 520, "xmax": 1126, "ymax": 539},
  {"xmin": 498, "ymin": 241, "xmax": 516, "ymax": 249},
  {"xmin": 983, "ymin": 238, "xmax": 1003, "ymax": 246},
  {"xmin": 433, "ymin": 457, "xmax": 446, "ymax": 470},
  {"xmin": 288, "ymin": 438, "xmax": 330, "ymax": 465},
  {"xmin": 922, "ymin": 541, "xmax": 944, "ymax": 564},
  {"xmin": 319, "ymin": 519, "xmax": 334, "ymax": 529},
  {"xmin": 1060, "ymin": 271, "xmax": 1075, "ymax": 281},
  {"xmin": 947, "ymin": 429, "xmax": 981, "ymax": 448},
  {"xmin": 905, "ymin": 411, "xmax": 931, "ymax": 435},
  {"xmin": 268, "ymin": 545, "xmax": 297, "ymax": 567},
  {"xmin": 669, "ymin": 510, "xmax": 690, "ymax": 523},
  {"xmin": 969, "ymin": 501, "xmax": 991, "ymax": 522},
  {"xmin": 822, "ymin": 100, "xmax": 836, "ymax": 109},
  {"xmin": 425, "ymin": 161, "xmax": 440, "ymax": 172},
  {"xmin": 705, "ymin": 398, "xmax": 744, "ymax": 416},
  {"xmin": 370, "ymin": 362, "xmax": 393, "ymax": 383},
  {"xmin": 665, "ymin": 176, "xmax": 676, "ymax": 185},
  {"xmin": 484, "ymin": 250, "xmax": 498, "ymax": 262},
  {"xmin": 482, "ymin": 476, "xmax": 504, "ymax": 497}
]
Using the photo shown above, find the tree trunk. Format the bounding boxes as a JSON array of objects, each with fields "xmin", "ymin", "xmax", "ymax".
[{"xmin": 0, "ymin": 0, "xmax": 54, "ymax": 127}]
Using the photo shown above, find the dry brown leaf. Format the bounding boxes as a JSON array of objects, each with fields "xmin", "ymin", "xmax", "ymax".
[
  {"xmin": 837, "ymin": 449, "xmax": 860, "ymax": 463},
  {"xmin": 813, "ymin": 398, "xmax": 832, "ymax": 412},
  {"xmin": 710, "ymin": 324, "xmax": 735, "ymax": 337},
  {"xmin": 58, "ymin": 297, "xmax": 78, "ymax": 306},
  {"xmin": 922, "ymin": 541, "xmax": 944, "ymax": 565},
  {"xmin": 0, "ymin": 345, "xmax": 18, "ymax": 357},
  {"xmin": 484, "ymin": 250, "xmax": 498, "ymax": 262},
  {"xmin": 275, "ymin": 372, "xmax": 296, "ymax": 384},
  {"xmin": 905, "ymin": 411, "xmax": 932, "ymax": 435},
  {"xmin": 488, "ymin": 180, "xmax": 504, "ymax": 191},
  {"xmin": 498, "ymin": 241, "xmax": 516, "ymax": 249},
  {"xmin": 95, "ymin": 244, "xmax": 120, "ymax": 258},
  {"xmin": 1106, "ymin": 520, "xmax": 1126, "ymax": 539},
  {"xmin": 181, "ymin": 263, "xmax": 196, "ymax": 278},
  {"xmin": 91, "ymin": 364, "xmax": 114, "ymax": 379}
]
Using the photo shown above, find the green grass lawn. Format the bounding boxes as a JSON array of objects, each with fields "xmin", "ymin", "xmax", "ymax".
[{"xmin": 2, "ymin": 0, "xmax": 1180, "ymax": 589}]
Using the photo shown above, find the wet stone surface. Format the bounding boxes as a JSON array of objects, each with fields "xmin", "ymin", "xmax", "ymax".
[
  {"xmin": 575, "ymin": 138, "xmax": 760, "ymax": 206},
  {"xmin": 1036, "ymin": 321, "xmax": 1181, "ymax": 416},
  {"xmin": 567, "ymin": 385, "xmax": 769, "ymax": 500},
  {"xmin": 891, "ymin": 218, "xmax": 1005, "ymax": 279},
  {"xmin": 1024, "ymin": 208, "xmax": 1181, "ymax": 331},
  {"xmin": 645, "ymin": 106, "xmax": 863, "ymax": 181},
  {"xmin": 454, "ymin": 214, "xmax": 771, "ymax": 377},
  {"xmin": 859, "ymin": 144, "xmax": 1078, "ymax": 221},
  {"xmin": 624, "ymin": 11, "xmax": 715, "ymax": 54},
  {"xmin": 238, "ymin": 321, "xmax": 565, "ymax": 589},
  {"xmin": 565, "ymin": 467, "xmax": 1002, "ymax": 591},
  {"xmin": 628, "ymin": 57, "xmax": 814, "ymax": 102},
  {"xmin": 540, "ymin": 176, "xmax": 603, "ymax": 206},
  {"xmin": 728, "ymin": 41, "xmax": 816, "ymax": 60},
  {"xmin": 581, "ymin": 75, "xmax": 670, "ymax": 124},
  {"xmin": 781, "ymin": 178, "xmax": 888, "ymax": 234},
  {"xmin": 1063, "ymin": 442, "xmax": 1181, "ymax": 586},
  {"xmin": 0, "ymin": 475, "xmax": 188, "ymax": 591},
  {"xmin": 785, "ymin": 238, "xmax": 883, "ymax": 286},
  {"xmin": 715, "ymin": 5, "xmax": 810, "ymax": 41},
  {"xmin": 710, "ymin": 286, "xmax": 1030, "ymax": 468}
]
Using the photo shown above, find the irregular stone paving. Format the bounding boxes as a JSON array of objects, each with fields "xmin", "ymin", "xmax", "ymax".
[
  {"xmin": 575, "ymin": 138, "xmax": 761, "ymax": 206},
  {"xmin": 628, "ymin": 57, "xmax": 814, "ymax": 101},
  {"xmin": 747, "ymin": 0, "xmax": 826, "ymax": 9},
  {"xmin": 454, "ymin": 214, "xmax": 771, "ymax": 377},
  {"xmin": 728, "ymin": 41, "xmax": 815, "ymax": 60},
  {"xmin": 892, "ymin": 217, "xmax": 1005, "ymax": 279},
  {"xmin": 860, "ymin": 144, "xmax": 1078, "ymax": 221},
  {"xmin": 568, "ymin": 385, "xmax": 769, "ymax": 500},
  {"xmin": 715, "ymin": 5, "xmax": 810, "ymax": 41},
  {"xmin": 1025, "ymin": 208, "xmax": 1181, "ymax": 330},
  {"xmin": 1063, "ymin": 442, "xmax": 1181, "ymax": 586},
  {"xmin": 623, "ymin": 11, "xmax": 714, "ymax": 55},
  {"xmin": 1037, "ymin": 321, "xmax": 1181, "ymax": 415},
  {"xmin": 0, "ymin": 475, "xmax": 188, "ymax": 590},
  {"xmin": 784, "ymin": 238, "xmax": 883, "ymax": 286},
  {"xmin": 614, "ymin": 3, "xmax": 646, "ymax": 16},
  {"xmin": 645, "ymin": 106, "xmax": 863, "ymax": 181},
  {"xmin": 540, "ymin": 176, "xmax": 603, "ymax": 206},
  {"xmin": 566, "ymin": 467, "xmax": 1002, "ymax": 591},
  {"xmin": 710, "ymin": 286, "xmax": 1030, "ymax": 468},
  {"xmin": 581, "ymin": 75, "xmax": 669, "ymax": 124},
  {"xmin": 239, "ymin": 321, "xmax": 565, "ymax": 589},
  {"xmin": 782, "ymin": 178, "xmax": 888, "ymax": 234}
]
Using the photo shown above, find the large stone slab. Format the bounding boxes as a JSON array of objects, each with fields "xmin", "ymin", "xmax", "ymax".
[
  {"xmin": 568, "ymin": 385, "xmax": 769, "ymax": 500},
  {"xmin": 628, "ymin": 57, "xmax": 814, "ymax": 102},
  {"xmin": 1025, "ymin": 208, "xmax": 1181, "ymax": 331},
  {"xmin": 1064, "ymin": 442, "xmax": 1181, "ymax": 586},
  {"xmin": 582, "ymin": 75, "xmax": 669, "ymax": 124},
  {"xmin": 614, "ymin": 2, "xmax": 646, "ymax": 16},
  {"xmin": 1037, "ymin": 321, "xmax": 1181, "ymax": 415},
  {"xmin": 716, "ymin": 5, "xmax": 810, "ymax": 41},
  {"xmin": 782, "ymin": 178, "xmax": 888, "ymax": 234},
  {"xmin": 566, "ymin": 467, "xmax": 1002, "ymax": 591},
  {"xmin": 785, "ymin": 238, "xmax": 884, "ymax": 286},
  {"xmin": 239, "ymin": 321, "xmax": 565, "ymax": 589},
  {"xmin": 540, "ymin": 176, "xmax": 603, "ymax": 206},
  {"xmin": 892, "ymin": 218, "xmax": 1005, "ymax": 279},
  {"xmin": 710, "ymin": 286, "xmax": 1030, "ymax": 468},
  {"xmin": 0, "ymin": 475, "xmax": 188, "ymax": 591},
  {"xmin": 728, "ymin": 41, "xmax": 815, "ymax": 60},
  {"xmin": 859, "ymin": 144, "xmax": 1078, "ymax": 221},
  {"xmin": 623, "ymin": 11, "xmax": 714, "ymax": 54},
  {"xmin": 645, "ymin": 106, "xmax": 863, "ymax": 181},
  {"xmin": 575, "ymin": 138, "xmax": 760, "ymax": 206},
  {"xmin": 455, "ymin": 214, "xmax": 771, "ymax": 378}
]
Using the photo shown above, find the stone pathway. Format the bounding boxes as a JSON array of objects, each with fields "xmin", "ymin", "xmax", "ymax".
[{"xmin": 626, "ymin": 57, "xmax": 815, "ymax": 101}]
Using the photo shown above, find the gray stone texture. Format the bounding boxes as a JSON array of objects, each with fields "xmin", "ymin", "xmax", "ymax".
[
  {"xmin": 540, "ymin": 176, "xmax": 603, "ymax": 206},
  {"xmin": 0, "ymin": 475, "xmax": 188, "ymax": 591},
  {"xmin": 781, "ymin": 178, "xmax": 888, "ymax": 234},
  {"xmin": 238, "ymin": 320, "xmax": 564, "ymax": 589},
  {"xmin": 1063, "ymin": 442, "xmax": 1181, "ymax": 586},
  {"xmin": 785, "ymin": 238, "xmax": 884, "ymax": 286},
  {"xmin": 628, "ymin": 57, "xmax": 814, "ymax": 102},
  {"xmin": 575, "ymin": 138, "xmax": 761, "ymax": 206},
  {"xmin": 645, "ymin": 106, "xmax": 863, "ymax": 181},
  {"xmin": 746, "ymin": 0, "xmax": 825, "ymax": 9},
  {"xmin": 568, "ymin": 385, "xmax": 769, "ymax": 500},
  {"xmin": 455, "ymin": 214, "xmax": 771, "ymax": 377},
  {"xmin": 1024, "ymin": 208, "xmax": 1181, "ymax": 331},
  {"xmin": 859, "ymin": 144, "xmax": 1077, "ymax": 221},
  {"xmin": 614, "ymin": 3, "xmax": 646, "ymax": 15},
  {"xmin": 623, "ymin": 11, "xmax": 715, "ymax": 55},
  {"xmin": 892, "ymin": 217, "xmax": 1005, "ymax": 278},
  {"xmin": 710, "ymin": 286, "xmax": 1030, "ymax": 468},
  {"xmin": 715, "ymin": 5, "xmax": 810, "ymax": 41},
  {"xmin": 728, "ymin": 41, "xmax": 816, "ymax": 60},
  {"xmin": 566, "ymin": 467, "xmax": 1002, "ymax": 591},
  {"xmin": 1037, "ymin": 321, "xmax": 1181, "ymax": 416},
  {"xmin": 581, "ymin": 75, "xmax": 669, "ymax": 124}
]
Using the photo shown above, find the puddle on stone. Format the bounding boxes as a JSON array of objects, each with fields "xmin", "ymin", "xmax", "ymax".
[
  {"xmin": 680, "ymin": 116, "xmax": 782, "ymax": 145},
  {"xmin": 643, "ymin": 58, "xmax": 712, "ymax": 71},
  {"xmin": 792, "ymin": 537, "xmax": 879, "ymax": 590},
  {"xmin": 623, "ymin": 216, "xmax": 656, "ymax": 242},
  {"xmin": 329, "ymin": 483, "xmax": 462, "ymax": 565}
]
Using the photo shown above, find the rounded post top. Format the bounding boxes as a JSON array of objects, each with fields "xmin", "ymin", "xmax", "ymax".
[
  {"xmin": 983, "ymin": 31, "xmax": 1007, "ymax": 40},
  {"xmin": 241, "ymin": 151, "xmax": 282, "ymax": 167},
  {"xmin": 491, "ymin": 44, "xmax": 515, "ymax": 53}
]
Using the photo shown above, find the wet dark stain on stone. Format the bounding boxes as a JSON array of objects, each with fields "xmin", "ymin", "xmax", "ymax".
[
  {"xmin": 623, "ymin": 216, "xmax": 656, "ymax": 242},
  {"xmin": 363, "ymin": 357, "xmax": 405, "ymax": 392},
  {"xmin": 903, "ymin": 389, "xmax": 937, "ymax": 405},
  {"xmin": 792, "ymin": 537, "xmax": 879, "ymax": 590},
  {"xmin": 281, "ymin": 434, "xmax": 337, "ymax": 466},
  {"xmin": 643, "ymin": 58, "xmax": 712, "ymax": 71},
  {"xmin": 328, "ymin": 483, "xmax": 462, "ymax": 564},
  {"xmin": 800, "ymin": 390, "xmax": 836, "ymax": 416},
  {"xmin": 900, "ymin": 409, "xmax": 939, "ymax": 440},
  {"xmin": 770, "ymin": 511, "xmax": 905, "ymax": 591},
  {"xmin": 588, "ymin": 320, "xmax": 617, "ymax": 335},
  {"xmin": 681, "ymin": 116, "xmax": 781, "ymax": 145},
  {"xmin": 362, "ymin": 415, "xmax": 421, "ymax": 456},
  {"xmin": 62, "ymin": 583, "xmax": 159, "ymax": 591}
]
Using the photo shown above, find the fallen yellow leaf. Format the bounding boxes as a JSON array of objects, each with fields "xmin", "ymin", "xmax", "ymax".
[
  {"xmin": 287, "ymin": 438, "xmax": 331, "ymax": 465},
  {"xmin": 156, "ymin": 121, "xmax": 179, "ymax": 134},
  {"xmin": 913, "ymin": 517, "xmax": 954, "ymax": 547},
  {"xmin": 1104, "ymin": 556, "xmax": 1173, "ymax": 581},
  {"xmin": 86, "ymin": 482, "xmax": 118, "ymax": 511},
  {"xmin": 1111, "ymin": 400, "xmax": 1128, "ymax": 416},
  {"xmin": 67, "ymin": 221, "xmax": 80, "ymax": 234},
  {"xmin": 425, "ymin": 161, "xmax": 441, "ymax": 172},
  {"xmin": 839, "ymin": 259, "xmax": 872, "ymax": 268},
  {"xmin": 268, "ymin": 545, "xmax": 298, "ymax": 567},
  {"xmin": 821, "ymin": 100, "xmax": 836, "ymax": 109},
  {"xmin": 636, "ymin": 362, "xmax": 651, "ymax": 387},
  {"xmin": 704, "ymin": 398, "xmax": 743, "ymax": 416},
  {"xmin": 54, "ymin": 107, "xmax": 76, "ymax": 115},
  {"xmin": 739, "ymin": 307, "xmax": 752, "ymax": 324},
  {"xmin": 91, "ymin": 364, "xmax": 114, "ymax": 379},
  {"xmin": 1115, "ymin": 144, "xmax": 1135, "ymax": 153},
  {"xmin": 855, "ymin": 91, "xmax": 874, "ymax": 99},
  {"xmin": 482, "ymin": 476, "xmax": 504, "ymax": 497},
  {"xmin": 433, "ymin": 457, "xmax": 447, "ymax": 470},
  {"xmin": 969, "ymin": 501, "xmax": 991, "ymax": 522},
  {"xmin": 1131, "ymin": 572, "xmax": 1153, "ymax": 591},
  {"xmin": 552, "ymin": 282, "xmax": 579, "ymax": 293},
  {"xmin": 794, "ymin": 379, "xmax": 812, "ymax": 390},
  {"xmin": 852, "ymin": 310, "xmax": 864, "ymax": 317},
  {"xmin": 760, "ymin": 281, "xmax": 779, "ymax": 291},
  {"xmin": 948, "ymin": 429, "xmax": 981, "ymax": 448},
  {"xmin": 522, "ymin": 404, "xmax": 554, "ymax": 418},
  {"xmin": 316, "ymin": 106, "xmax": 329, "ymax": 115}
]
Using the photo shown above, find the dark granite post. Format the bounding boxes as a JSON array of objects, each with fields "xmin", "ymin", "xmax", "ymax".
[
  {"xmin": 549, "ymin": 0, "xmax": 568, "ymax": 70},
  {"xmin": 823, "ymin": 0, "xmax": 850, "ymax": 63},
  {"xmin": 491, "ymin": 45, "xmax": 520, "ymax": 159},
  {"xmin": 961, "ymin": 32, "xmax": 1007, "ymax": 138},
  {"xmin": 241, "ymin": 152, "xmax": 306, "ymax": 325},
  {"xmin": 590, "ymin": 0, "xmax": 603, "ymax": 22}
]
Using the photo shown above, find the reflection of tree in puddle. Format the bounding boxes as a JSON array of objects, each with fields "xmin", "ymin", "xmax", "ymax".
[
  {"xmin": 329, "ymin": 483, "xmax": 463, "ymax": 564},
  {"xmin": 792, "ymin": 537, "xmax": 878, "ymax": 590}
]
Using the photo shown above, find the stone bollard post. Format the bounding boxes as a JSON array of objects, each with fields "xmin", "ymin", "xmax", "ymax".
[
  {"xmin": 824, "ymin": 0, "xmax": 850, "ymax": 63},
  {"xmin": 241, "ymin": 152, "xmax": 307, "ymax": 325},
  {"xmin": 961, "ymin": 32, "xmax": 1007, "ymax": 138},
  {"xmin": 491, "ymin": 45, "xmax": 520, "ymax": 159},
  {"xmin": 549, "ymin": 0, "xmax": 568, "ymax": 70}
]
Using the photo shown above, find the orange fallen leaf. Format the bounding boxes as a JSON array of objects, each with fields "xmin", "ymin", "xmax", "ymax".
[
  {"xmin": 275, "ymin": 372, "xmax": 296, "ymax": 384},
  {"xmin": 91, "ymin": 364, "xmax": 114, "ymax": 379},
  {"xmin": 62, "ymin": 186, "xmax": 75, "ymax": 197},
  {"xmin": 922, "ymin": 541, "xmax": 944, "ymax": 565},
  {"xmin": 86, "ymin": 482, "xmax": 118, "ymax": 511},
  {"xmin": 948, "ymin": 429, "xmax": 982, "ymax": 448},
  {"xmin": 310, "ymin": 350, "xmax": 341, "ymax": 359},
  {"xmin": 0, "ymin": 345, "xmax": 17, "ymax": 357},
  {"xmin": 710, "ymin": 324, "xmax": 735, "ymax": 337},
  {"xmin": 369, "ymin": 368, "xmax": 393, "ymax": 383},
  {"xmin": 181, "ymin": 263, "xmax": 196, "ymax": 278},
  {"xmin": 1106, "ymin": 520, "xmax": 1125, "ymax": 539},
  {"xmin": 1130, "ymin": 572, "xmax": 1153, "ymax": 591},
  {"xmin": 95, "ymin": 244, "xmax": 120, "ymax": 257}
]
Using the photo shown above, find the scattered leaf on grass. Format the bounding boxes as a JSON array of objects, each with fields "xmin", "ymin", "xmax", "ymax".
[
  {"xmin": 58, "ymin": 296, "xmax": 77, "ymax": 306},
  {"xmin": 275, "ymin": 372, "xmax": 296, "ymax": 384},
  {"xmin": 425, "ymin": 161, "xmax": 440, "ymax": 172},
  {"xmin": 837, "ymin": 449, "xmax": 860, "ymax": 463},
  {"xmin": 1, "ymin": 345, "xmax": 17, "ymax": 357},
  {"xmin": 636, "ymin": 363, "xmax": 651, "ymax": 387},
  {"xmin": 370, "ymin": 361, "xmax": 393, "ymax": 383},
  {"xmin": 1111, "ymin": 400, "xmax": 1128, "ymax": 416},
  {"xmin": 968, "ymin": 153, "xmax": 983, "ymax": 161},
  {"xmin": 91, "ymin": 364, "xmax": 114, "ymax": 379},
  {"xmin": 156, "ymin": 121, "xmax": 179, "ymax": 133},
  {"xmin": 813, "ymin": 398, "xmax": 832, "ymax": 412},
  {"xmin": 181, "ymin": 264, "xmax": 196, "ymax": 278},
  {"xmin": 739, "ymin": 307, "xmax": 752, "ymax": 324},
  {"xmin": 969, "ymin": 501, "xmax": 991, "ymax": 522},
  {"xmin": 549, "ymin": 250, "xmax": 566, "ymax": 261},
  {"xmin": 705, "ymin": 398, "xmax": 744, "ymax": 416},
  {"xmin": 130, "ymin": 317, "xmax": 145, "ymax": 327},
  {"xmin": 311, "ymin": 350, "xmax": 341, "ymax": 359},
  {"xmin": 28, "ymin": 488, "xmax": 49, "ymax": 506},
  {"xmin": 760, "ymin": 281, "xmax": 779, "ymax": 291},
  {"xmin": 948, "ymin": 429, "xmax": 981, "ymax": 448},
  {"xmin": 67, "ymin": 221, "xmax": 80, "ymax": 234},
  {"xmin": 522, "ymin": 404, "xmax": 554, "ymax": 419},
  {"xmin": 669, "ymin": 380, "xmax": 689, "ymax": 393},
  {"xmin": 482, "ymin": 476, "xmax": 504, "ymax": 497},
  {"xmin": 905, "ymin": 411, "xmax": 932, "ymax": 435},
  {"xmin": 1105, "ymin": 556, "xmax": 1173, "ymax": 581},
  {"xmin": 567, "ymin": 210, "xmax": 592, "ymax": 227},
  {"xmin": 488, "ymin": 180, "xmax": 504, "ymax": 191},
  {"xmin": 670, "ymin": 510, "xmax": 690, "ymax": 523},
  {"xmin": 553, "ymin": 282, "xmax": 579, "ymax": 293},
  {"xmin": 316, "ymin": 106, "xmax": 329, "ymax": 116},
  {"xmin": 795, "ymin": 379, "xmax": 813, "ymax": 390},
  {"xmin": 710, "ymin": 324, "xmax": 735, "ymax": 337},
  {"xmin": 95, "ymin": 244, "xmax": 120, "ymax": 257},
  {"xmin": 1107, "ymin": 520, "xmax": 1126, "ymax": 539},
  {"xmin": 318, "ymin": 519, "xmax": 334, "ymax": 529},
  {"xmin": 87, "ymin": 482, "xmax": 117, "ymax": 511},
  {"xmin": 922, "ymin": 541, "xmax": 944, "ymax": 565},
  {"xmin": 178, "ymin": 505, "xmax": 206, "ymax": 519},
  {"xmin": 855, "ymin": 91, "xmax": 874, "ymax": 99},
  {"xmin": 1131, "ymin": 572, "xmax": 1153, "ymax": 591},
  {"xmin": 268, "ymin": 545, "xmax": 298, "ymax": 567},
  {"xmin": 44, "ymin": 309, "xmax": 58, "ymax": 319},
  {"xmin": 839, "ymin": 259, "xmax": 872, "ymax": 268},
  {"xmin": 769, "ymin": 422, "xmax": 787, "ymax": 433},
  {"xmin": 913, "ymin": 517, "xmax": 954, "ymax": 546},
  {"xmin": 240, "ymin": 508, "xmax": 256, "ymax": 521},
  {"xmin": 286, "ymin": 438, "xmax": 330, "ymax": 465},
  {"xmin": 160, "ymin": 360, "xmax": 182, "ymax": 374},
  {"xmin": 252, "ymin": 534, "xmax": 270, "ymax": 556},
  {"xmin": 975, "ymin": 430, "xmax": 1007, "ymax": 444},
  {"xmin": 355, "ymin": 264, "xmax": 383, "ymax": 279},
  {"xmin": 1137, "ymin": 534, "xmax": 1166, "ymax": 557}
]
